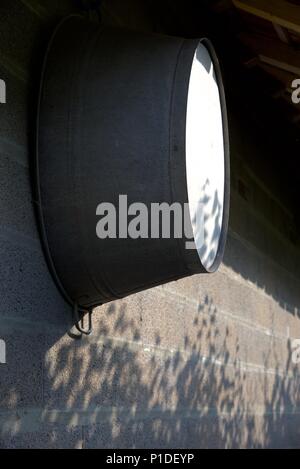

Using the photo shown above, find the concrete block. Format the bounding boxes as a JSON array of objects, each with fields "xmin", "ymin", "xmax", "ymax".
[
  {"xmin": 139, "ymin": 289, "xmax": 185, "ymax": 350},
  {"xmin": 0, "ymin": 329, "xmax": 44, "ymax": 410},
  {"xmin": 0, "ymin": 155, "xmax": 37, "ymax": 239},
  {"xmin": 84, "ymin": 416, "xmax": 188, "ymax": 449},
  {"xmin": 43, "ymin": 334, "xmax": 178, "ymax": 410},
  {"xmin": 0, "ymin": 236, "xmax": 70, "ymax": 327},
  {"xmin": 92, "ymin": 293, "xmax": 143, "ymax": 343},
  {"xmin": 0, "ymin": 424, "xmax": 82, "ymax": 449}
]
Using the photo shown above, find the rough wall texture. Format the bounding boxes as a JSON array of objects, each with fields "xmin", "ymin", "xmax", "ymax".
[{"xmin": 0, "ymin": 0, "xmax": 300, "ymax": 449}]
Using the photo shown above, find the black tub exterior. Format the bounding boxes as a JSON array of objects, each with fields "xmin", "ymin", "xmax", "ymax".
[{"xmin": 36, "ymin": 16, "xmax": 230, "ymax": 309}]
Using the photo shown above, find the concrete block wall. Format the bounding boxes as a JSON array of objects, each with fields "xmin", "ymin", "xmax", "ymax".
[{"xmin": 0, "ymin": 0, "xmax": 300, "ymax": 449}]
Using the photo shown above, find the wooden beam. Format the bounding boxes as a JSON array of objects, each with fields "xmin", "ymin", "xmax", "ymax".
[
  {"xmin": 272, "ymin": 23, "xmax": 290, "ymax": 44},
  {"xmin": 239, "ymin": 32, "xmax": 300, "ymax": 76},
  {"xmin": 233, "ymin": 0, "xmax": 300, "ymax": 35},
  {"xmin": 259, "ymin": 62, "xmax": 296, "ymax": 89},
  {"xmin": 259, "ymin": 55, "xmax": 300, "ymax": 76}
]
